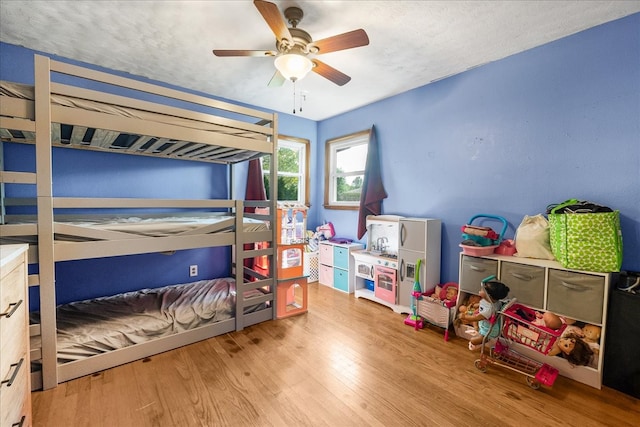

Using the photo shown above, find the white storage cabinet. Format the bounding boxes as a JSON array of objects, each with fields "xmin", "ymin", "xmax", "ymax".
[
  {"xmin": 318, "ymin": 241, "xmax": 364, "ymax": 293},
  {"xmin": 457, "ymin": 253, "xmax": 612, "ymax": 389}
]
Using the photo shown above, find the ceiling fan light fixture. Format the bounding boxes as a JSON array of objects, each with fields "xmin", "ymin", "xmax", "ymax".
[{"xmin": 274, "ymin": 53, "xmax": 313, "ymax": 82}]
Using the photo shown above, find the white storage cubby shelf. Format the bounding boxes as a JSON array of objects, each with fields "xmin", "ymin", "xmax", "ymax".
[
  {"xmin": 457, "ymin": 253, "xmax": 612, "ymax": 389},
  {"xmin": 319, "ymin": 241, "xmax": 364, "ymax": 293}
]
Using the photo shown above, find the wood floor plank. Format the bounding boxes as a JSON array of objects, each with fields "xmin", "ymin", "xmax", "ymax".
[{"xmin": 30, "ymin": 282, "xmax": 640, "ymax": 426}]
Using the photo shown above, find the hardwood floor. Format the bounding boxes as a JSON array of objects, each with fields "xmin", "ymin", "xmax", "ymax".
[{"xmin": 32, "ymin": 282, "xmax": 639, "ymax": 427}]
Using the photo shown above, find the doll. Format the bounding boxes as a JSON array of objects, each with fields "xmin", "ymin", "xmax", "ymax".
[
  {"xmin": 458, "ymin": 280, "xmax": 510, "ymax": 351},
  {"xmin": 443, "ymin": 284, "xmax": 458, "ymax": 302},
  {"xmin": 457, "ymin": 294, "xmax": 481, "ymax": 330},
  {"xmin": 439, "ymin": 283, "xmax": 458, "ymax": 307},
  {"xmin": 431, "ymin": 285, "xmax": 443, "ymax": 301},
  {"xmin": 582, "ymin": 324, "xmax": 601, "ymax": 356},
  {"xmin": 548, "ymin": 332, "xmax": 593, "ymax": 366},
  {"xmin": 531, "ymin": 311, "xmax": 563, "ymax": 330}
]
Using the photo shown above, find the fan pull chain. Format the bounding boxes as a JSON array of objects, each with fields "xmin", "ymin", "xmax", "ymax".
[{"xmin": 292, "ymin": 81, "xmax": 297, "ymax": 114}]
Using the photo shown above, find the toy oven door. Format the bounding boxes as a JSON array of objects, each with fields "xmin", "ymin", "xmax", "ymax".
[{"xmin": 374, "ymin": 265, "xmax": 397, "ymax": 304}]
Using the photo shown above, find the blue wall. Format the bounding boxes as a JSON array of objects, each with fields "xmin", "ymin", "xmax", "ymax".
[
  {"xmin": 1, "ymin": 13, "xmax": 638, "ymax": 305},
  {"xmin": 315, "ymin": 14, "xmax": 640, "ymax": 282}
]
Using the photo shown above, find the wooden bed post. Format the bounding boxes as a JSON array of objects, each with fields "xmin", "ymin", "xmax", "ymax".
[
  {"xmin": 271, "ymin": 116, "xmax": 279, "ymax": 317},
  {"xmin": 235, "ymin": 199, "xmax": 244, "ymax": 331},
  {"xmin": 0, "ymin": 141, "xmax": 5, "ymax": 224},
  {"xmin": 33, "ymin": 54, "xmax": 58, "ymax": 390}
]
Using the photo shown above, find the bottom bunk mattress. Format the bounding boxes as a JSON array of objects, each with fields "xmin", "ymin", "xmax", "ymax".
[{"xmin": 30, "ymin": 278, "xmax": 266, "ymax": 363}]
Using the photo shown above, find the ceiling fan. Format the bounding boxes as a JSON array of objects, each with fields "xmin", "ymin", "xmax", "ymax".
[{"xmin": 212, "ymin": 0, "xmax": 369, "ymax": 87}]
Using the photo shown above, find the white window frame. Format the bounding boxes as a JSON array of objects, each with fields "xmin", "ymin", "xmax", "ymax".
[
  {"xmin": 324, "ymin": 129, "xmax": 370, "ymax": 210},
  {"xmin": 263, "ymin": 135, "xmax": 310, "ymax": 205}
]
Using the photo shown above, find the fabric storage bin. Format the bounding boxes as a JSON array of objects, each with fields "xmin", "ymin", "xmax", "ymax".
[
  {"xmin": 459, "ymin": 256, "xmax": 498, "ymax": 293},
  {"xmin": 546, "ymin": 269, "xmax": 605, "ymax": 324},
  {"xmin": 319, "ymin": 242, "xmax": 333, "ymax": 265},
  {"xmin": 319, "ymin": 264, "xmax": 333, "ymax": 287},
  {"xmin": 499, "ymin": 261, "xmax": 545, "ymax": 309},
  {"xmin": 333, "ymin": 245, "xmax": 350, "ymax": 270},
  {"xmin": 333, "ymin": 269, "xmax": 349, "ymax": 292}
]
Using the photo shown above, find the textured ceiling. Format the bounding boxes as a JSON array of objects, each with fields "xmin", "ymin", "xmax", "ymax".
[{"xmin": 1, "ymin": 1, "xmax": 639, "ymax": 121}]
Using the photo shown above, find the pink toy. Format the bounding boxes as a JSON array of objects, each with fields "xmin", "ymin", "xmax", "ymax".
[{"xmin": 316, "ymin": 222, "xmax": 335, "ymax": 240}]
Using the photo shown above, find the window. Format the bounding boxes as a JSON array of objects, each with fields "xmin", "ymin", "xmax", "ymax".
[
  {"xmin": 262, "ymin": 135, "xmax": 310, "ymax": 205},
  {"xmin": 324, "ymin": 129, "xmax": 370, "ymax": 210}
]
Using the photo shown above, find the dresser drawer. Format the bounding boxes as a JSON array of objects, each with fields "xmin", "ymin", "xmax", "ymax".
[
  {"xmin": 333, "ymin": 246, "xmax": 350, "ymax": 270},
  {"xmin": 1, "ymin": 262, "xmax": 28, "ymax": 378},
  {"xmin": 318, "ymin": 243, "xmax": 333, "ymax": 265},
  {"xmin": 546, "ymin": 269, "xmax": 605, "ymax": 324},
  {"xmin": 500, "ymin": 262, "xmax": 545, "ymax": 309},
  {"xmin": 460, "ymin": 256, "xmax": 498, "ymax": 293},
  {"xmin": 0, "ymin": 355, "xmax": 29, "ymax": 427},
  {"xmin": 0, "ymin": 303, "xmax": 27, "ymax": 376},
  {"xmin": 333, "ymin": 268, "xmax": 349, "ymax": 293}
]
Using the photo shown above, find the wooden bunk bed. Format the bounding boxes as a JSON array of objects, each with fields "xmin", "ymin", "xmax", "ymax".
[{"xmin": 0, "ymin": 54, "xmax": 278, "ymax": 390}]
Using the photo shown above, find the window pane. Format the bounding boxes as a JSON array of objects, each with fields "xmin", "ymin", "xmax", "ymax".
[
  {"xmin": 336, "ymin": 144, "xmax": 367, "ymax": 173},
  {"xmin": 263, "ymin": 175, "xmax": 270, "ymax": 197},
  {"xmin": 262, "ymin": 137, "xmax": 309, "ymax": 204},
  {"xmin": 278, "ymin": 147, "xmax": 300, "ymax": 174},
  {"xmin": 278, "ymin": 176, "xmax": 299, "ymax": 201},
  {"xmin": 336, "ymin": 175, "xmax": 364, "ymax": 202}
]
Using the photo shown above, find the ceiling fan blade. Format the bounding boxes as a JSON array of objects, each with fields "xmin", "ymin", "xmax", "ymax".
[
  {"xmin": 268, "ymin": 70, "xmax": 285, "ymax": 87},
  {"xmin": 311, "ymin": 29, "xmax": 369, "ymax": 54},
  {"xmin": 311, "ymin": 60, "xmax": 351, "ymax": 86},
  {"xmin": 254, "ymin": 0, "xmax": 293, "ymax": 43},
  {"xmin": 212, "ymin": 50, "xmax": 276, "ymax": 57}
]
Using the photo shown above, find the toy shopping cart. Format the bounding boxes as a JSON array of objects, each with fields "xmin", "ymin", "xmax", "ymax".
[{"xmin": 473, "ymin": 280, "xmax": 563, "ymax": 389}]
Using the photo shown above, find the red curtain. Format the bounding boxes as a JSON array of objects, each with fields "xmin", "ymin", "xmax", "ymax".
[
  {"xmin": 244, "ymin": 158, "xmax": 268, "ymax": 275},
  {"xmin": 245, "ymin": 158, "xmax": 267, "ymax": 212}
]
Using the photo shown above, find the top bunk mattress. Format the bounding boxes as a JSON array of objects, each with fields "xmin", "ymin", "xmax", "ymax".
[{"xmin": 0, "ymin": 79, "xmax": 274, "ymax": 164}]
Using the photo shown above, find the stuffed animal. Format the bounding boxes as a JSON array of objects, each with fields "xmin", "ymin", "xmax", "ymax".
[{"xmin": 315, "ymin": 222, "xmax": 335, "ymax": 240}]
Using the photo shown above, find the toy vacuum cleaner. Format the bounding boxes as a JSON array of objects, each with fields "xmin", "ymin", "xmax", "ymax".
[{"xmin": 404, "ymin": 259, "xmax": 424, "ymax": 330}]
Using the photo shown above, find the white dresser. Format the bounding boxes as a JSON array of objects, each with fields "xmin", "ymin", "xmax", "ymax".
[{"xmin": 1, "ymin": 244, "xmax": 32, "ymax": 427}]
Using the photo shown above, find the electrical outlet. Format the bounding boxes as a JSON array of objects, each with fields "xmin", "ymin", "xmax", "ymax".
[{"xmin": 189, "ymin": 265, "xmax": 198, "ymax": 277}]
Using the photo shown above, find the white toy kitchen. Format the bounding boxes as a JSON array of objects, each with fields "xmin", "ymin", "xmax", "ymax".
[{"xmin": 352, "ymin": 215, "xmax": 441, "ymax": 314}]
